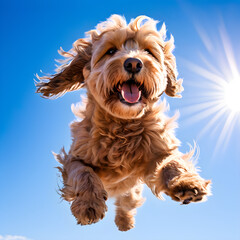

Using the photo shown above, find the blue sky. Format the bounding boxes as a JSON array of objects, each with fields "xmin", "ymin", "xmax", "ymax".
[{"xmin": 0, "ymin": 0, "xmax": 240, "ymax": 240}]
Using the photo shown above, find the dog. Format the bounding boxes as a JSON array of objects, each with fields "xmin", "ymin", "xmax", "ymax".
[{"xmin": 36, "ymin": 15, "xmax": 211, "ymax": 231}]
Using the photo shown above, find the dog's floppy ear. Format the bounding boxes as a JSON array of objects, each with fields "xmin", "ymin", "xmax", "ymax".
[
  {"xmin": 36, "ymin": 39, "xmax": 92, "ymax": 98},
  {"xmin": 163, "ymin": 35, "xmax": 183, "ymax": 98}
]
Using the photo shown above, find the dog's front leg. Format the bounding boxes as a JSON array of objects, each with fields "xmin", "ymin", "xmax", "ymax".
[
  {"xmin": 145, "ymin": 153, "xmax": 211, "ymax": 204},
  {"xmin": 55, "ymin": 150, "xmax": 108, "ymax": 225}
]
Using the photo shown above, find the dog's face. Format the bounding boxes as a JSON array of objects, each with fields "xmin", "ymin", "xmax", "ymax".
[{"xmin": 36, "ymin": 15, "xmax": 183, "ymax": 119}]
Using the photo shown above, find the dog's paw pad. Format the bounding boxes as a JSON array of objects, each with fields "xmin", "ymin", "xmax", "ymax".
[{"xmin": 166, "ymin": 174, "xmax": 211, "ymax": 204}]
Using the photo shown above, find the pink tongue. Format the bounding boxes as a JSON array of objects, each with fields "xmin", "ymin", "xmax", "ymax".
[{"xmin": 121, "ymin": 82, "xmax": 141, "ymax": 103}]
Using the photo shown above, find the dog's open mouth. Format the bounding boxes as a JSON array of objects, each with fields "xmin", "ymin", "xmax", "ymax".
[{"xmin": 118, "ymin": 79, "xmax": 142, "ymax": 105}]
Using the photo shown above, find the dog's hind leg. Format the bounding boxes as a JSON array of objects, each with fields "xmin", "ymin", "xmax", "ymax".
[
  {"xmin": 114, "ymin": 183, "xmax": 145, "ymax": 231},
  {"xmin": 55, "ymin": 149, "xmax": 108, "ymax": 225}
]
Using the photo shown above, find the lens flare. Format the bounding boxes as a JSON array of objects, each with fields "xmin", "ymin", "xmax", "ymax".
[{"xmin": 180, "ymin": 22, "xmax": 240, "ymax": 155}]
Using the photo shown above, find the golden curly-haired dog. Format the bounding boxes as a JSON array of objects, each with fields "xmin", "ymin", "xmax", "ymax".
[{"xmin": 36, "ymin": 15, "xmax": 211, "ymax": 231}]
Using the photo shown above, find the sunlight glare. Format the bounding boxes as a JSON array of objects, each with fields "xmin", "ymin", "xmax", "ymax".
[
  {"xmin": 224, "ymin": 78, "xmax": 240, "ymax": 113},
  {"xmin": 181, "ymin": 21, "xmax": 240, "ymax": 155}
]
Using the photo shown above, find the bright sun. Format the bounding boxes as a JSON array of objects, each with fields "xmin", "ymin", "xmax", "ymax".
[
  {"xmin": 181, "ymin": 22, "xmax": 240, "ymax": 154},
  {"xmin": 224, "ymin": 79, "xmax": 240, "ymax": 113}
]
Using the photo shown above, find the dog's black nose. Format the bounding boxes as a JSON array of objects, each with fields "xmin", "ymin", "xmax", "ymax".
[{"xmin": 124, "ymin": 58, "xmax": 143, "ymax": 74}]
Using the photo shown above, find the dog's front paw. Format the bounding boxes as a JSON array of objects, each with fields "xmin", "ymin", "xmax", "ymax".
[
  {"xmin": 71, "ymin": 189, "xmax": 108, "ymax": 225},
  {"xmin": 165, "ymin": 173, "xmax": 211, "ymax": 204}
]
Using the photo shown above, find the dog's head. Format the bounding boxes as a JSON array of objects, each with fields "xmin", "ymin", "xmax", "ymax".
[{"xmin": 36, "ymin": 15, "xmax": 183, "ymax": 119}]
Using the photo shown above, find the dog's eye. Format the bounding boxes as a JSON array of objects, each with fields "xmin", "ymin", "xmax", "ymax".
[
  {"xmin": 105, "ymin": 48, "xmax": 117, "ymax": 56},
  {"xmin": 145, "ymin": 49, "xmax": 159, "ymax": 61},
  {"xmin": 145, "ymin": 49, "xmax": 154, "ymax": 57}
]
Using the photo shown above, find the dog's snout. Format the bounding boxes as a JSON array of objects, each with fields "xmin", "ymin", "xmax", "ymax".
[{"xmin": 124, "ymin": 58, "xmax": 143, "ymax": 74}]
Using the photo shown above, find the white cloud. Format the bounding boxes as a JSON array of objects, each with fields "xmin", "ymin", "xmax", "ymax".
[{"xmin": 0, "ymin": 235, "xmax": 31, "ymax": 240}]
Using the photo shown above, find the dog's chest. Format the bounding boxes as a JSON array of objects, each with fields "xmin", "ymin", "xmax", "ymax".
[
  {"xmin": 94, "ymin": 122, "xmax": 149, "ymax": 169},
  {"xmin": 71, "ymin": 111, "xmax": 170, "ymax": 171}
]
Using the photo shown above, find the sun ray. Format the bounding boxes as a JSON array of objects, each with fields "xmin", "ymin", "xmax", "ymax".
[
  {"xmin": 197, "ymin": 108, "xmax": 227, "ymax": 140},
  {"xmin": 181, "ymin": 101, "xmax": 225, "ymax": 127},
  {"xmin": 181, "ymin": 100, "xmax": 223, "ymax": 116},
  {"xmin": 219, "ymin": 24, "xmax": 239, "ymax": 79},
  {"xmin": 181, "ymin": 20, "xmax": 240, "ymax": 156},
  {"xmin": 198, "ymin": 52, "xmax": 223, "ymax": 77},
  {"xmin": 214, "ymin": 112, "xmax": 238, "ymax": 155},
  {"xmin": 195, "ymin": 24, "xmax": 213, "ymax": 53},
  {"xmin": 181, "ymin": 58, "xmax": 226, "ymax": 87}
]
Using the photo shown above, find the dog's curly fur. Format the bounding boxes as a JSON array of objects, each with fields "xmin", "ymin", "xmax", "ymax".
[{"xmin": 36, "ymin": 15, "xmax": 211, "ymax": 231}]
